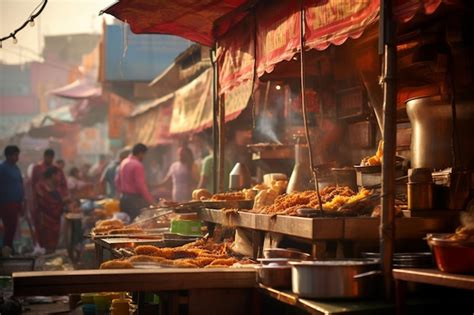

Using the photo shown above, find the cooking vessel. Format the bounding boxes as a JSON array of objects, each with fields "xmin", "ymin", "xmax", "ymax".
[
  {"xmin": 290, "ymin": 260, "xmax": 381, "ymax": 298},
  {"xmin": 426, "ymin": 233, "xmax": 474, "ymax": 274},
  {"xmin": 406, "ymin": 95, "xmax": 474, "ymax": 170},
  {"xmin": 257, "ymin": 265, "xmax": 292, "ymax": 288},
  {"xmin": 263, "ymin": 248, "xmax": 311, "ymax": 260}
]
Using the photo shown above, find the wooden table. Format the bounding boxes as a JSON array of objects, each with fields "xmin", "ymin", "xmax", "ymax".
[
  {"xmin": 200, "ymin": 209, "xmax": 457, "ymax": 259},
  {"xmin": 393, "ymin": 268, "xmax": 474, "ymax": 315},
  {"xmin": 13, "ymin": 268, "xmax": 257, "ymax": 296},
  {"xmin": 201, "ymin": 209, "xmax": 456, "ymax": 241}
]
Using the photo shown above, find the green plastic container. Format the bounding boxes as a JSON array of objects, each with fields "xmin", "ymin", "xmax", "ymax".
[{"xmin": 170, "ymin": 219, "xmax": 202, "ymax": 236}]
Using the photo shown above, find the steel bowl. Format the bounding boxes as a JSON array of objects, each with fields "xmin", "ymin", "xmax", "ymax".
[{"xmin": 263, "ymin": 248, "xmax": 311, "ymax": 260}]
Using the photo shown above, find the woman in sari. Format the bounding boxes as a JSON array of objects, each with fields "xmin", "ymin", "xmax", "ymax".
[{"xmin": 35, "ymin": 167, "xmax": 66, "ymax": 253}]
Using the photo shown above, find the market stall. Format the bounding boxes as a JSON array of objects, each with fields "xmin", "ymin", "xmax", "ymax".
[{"xmin": 10, "ymin": 0, "xmax": 473, "ymax": 314}]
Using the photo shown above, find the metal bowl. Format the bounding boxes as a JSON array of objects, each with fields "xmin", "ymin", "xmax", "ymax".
[{"xmin": 263, "ymin": 248, "xmax": 311, "ymax": 260}]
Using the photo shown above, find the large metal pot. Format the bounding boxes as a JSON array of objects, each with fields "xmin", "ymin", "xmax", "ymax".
[
  {"xmin": 406, "ymin": 95, "xmax": 474, "ymax": 170},
  {"xmin": 290, "ymin": 260, "xmax": 380, "ymax": 298}
]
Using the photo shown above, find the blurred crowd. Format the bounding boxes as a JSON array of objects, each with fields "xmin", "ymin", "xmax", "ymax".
[{"xmin": 0, "ymin": 129, "xmax": 253, "ymax": 257}]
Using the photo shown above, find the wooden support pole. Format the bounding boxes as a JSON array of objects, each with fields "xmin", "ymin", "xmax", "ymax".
[{"xmin": 379, "ymin": 0, "xmax": 397, "ymax": 300}]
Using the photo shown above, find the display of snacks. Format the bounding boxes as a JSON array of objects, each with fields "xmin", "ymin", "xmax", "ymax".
[
  {"xmin": 99, "ymin": 239, "xmax": 255, "ymax": 269},
  {"xmin": 252, "ymin": 186, "xmax": 373, "ymax": 216}
]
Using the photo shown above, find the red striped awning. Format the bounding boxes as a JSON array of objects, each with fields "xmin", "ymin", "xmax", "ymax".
[{"xmin": 103, "ymin": 0, "xmax": 252, "ymax": 47}]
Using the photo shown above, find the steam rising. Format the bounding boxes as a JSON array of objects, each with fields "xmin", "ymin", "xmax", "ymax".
[{"xmin": 256, "ymin": 113, "xmax": 282, "ymax": 144}]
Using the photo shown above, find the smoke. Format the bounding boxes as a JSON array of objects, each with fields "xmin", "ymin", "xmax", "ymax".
[
  {"xmin": 461, "ymin": 200, "xmax": 474, "ymax": 229},
  {"xmin": 256, "ymin": 112, "xmax": 282, "ymax": 144}
]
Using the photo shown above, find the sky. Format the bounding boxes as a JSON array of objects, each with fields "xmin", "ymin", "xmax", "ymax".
[{"xmin": 0, "ymin": 0, "xmax": 116, "ymax": 64}]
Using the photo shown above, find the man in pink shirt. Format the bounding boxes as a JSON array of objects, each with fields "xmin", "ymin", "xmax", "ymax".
[{"xmin": 115, "ymin": 143, "xmax": 155, "ymax": 220}]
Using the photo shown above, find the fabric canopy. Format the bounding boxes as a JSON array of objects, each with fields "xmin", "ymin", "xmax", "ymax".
[
  {"xmin": 169, "ymin": 68, "xmax": 214, "ymax": 135},
  {"xmin": 50, "ymin": 79, "xmax": 102, "ymax": 99},
  {"xmin": 218, "ymin": 0, "xmax": 456, "ymax": 90},
  {"xmin": 128, "ymin": 95, "xmax": 174, "ymax": 146},
  {"xmin": 103, "ymin": 0, "xmax": 251, "ymax": 47},
  {"xmin": 26, "ymin": 105, "xmax": 79, "ymax": 138}
]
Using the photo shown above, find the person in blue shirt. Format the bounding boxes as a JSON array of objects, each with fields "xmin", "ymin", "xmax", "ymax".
[{"xmin": 0, "ymin": 145, "xmax": 24, "ymax": 256}]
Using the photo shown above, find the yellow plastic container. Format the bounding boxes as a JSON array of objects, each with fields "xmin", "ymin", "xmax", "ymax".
[{"xmin": 110, "ymin": 298, "xmax": 133, "ymax": 315}]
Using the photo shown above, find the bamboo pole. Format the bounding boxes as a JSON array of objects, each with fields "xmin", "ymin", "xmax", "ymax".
[
  {"xmin": 379, "ymin": 0, "xmax": 397, "ymax": 300},
  {"xmin": 299, "ymin": 2, "xmax": 323, "ymax": 211},
  {"xmin": 211, "ymin": 48, "xmax": 219, "ymax": 194}
]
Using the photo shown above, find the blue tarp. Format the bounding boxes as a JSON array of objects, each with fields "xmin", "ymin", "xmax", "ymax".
[{"xmin": 105, "ymin": 24, "xmax": 190, "ymax": 81}]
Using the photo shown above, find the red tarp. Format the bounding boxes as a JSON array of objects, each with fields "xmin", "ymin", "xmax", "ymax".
[
  {"xmin": 256, "ymin": 1, "xmax": 301, "ymax": 77},
  {"xmin": 103, "ymin": 0, "xmax": 251, "ymax": 47},
  {"xmin": 217, "ymin": 16, "xmax": 255, "ymax": 95},
  {"xmin": 305, "ymin": 0, "xmax": 380, "ymax": 51}
]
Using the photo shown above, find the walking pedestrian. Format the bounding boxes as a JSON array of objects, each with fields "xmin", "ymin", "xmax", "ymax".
[
  {"xmin": 115, "ymin": 144, "xmax": 155, "ymax": 220},
  {"xmin": 0, "ymin": 145, "xmax": 24, "ymax": 256}
]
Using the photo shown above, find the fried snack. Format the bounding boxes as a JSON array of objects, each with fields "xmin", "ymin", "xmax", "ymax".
[
  {"xmin": 204, "ymin": 264, "xmax": 230, "ymax": 268},
  {"xmin": 170, "ymin": 250, "xmax": 199, "ymax": 259},
  {"xmin": 100, "ymin": 259, "xmax": 134, "ymax": 269},
  {"xmin": 243, "ymin": 189, "xmax": 257, "ymax": 200},
  {"xmin": 253, "ymin": 189, "xmax": 278, "ymax": 210},
  {"xmin": 92, "ymin": 226, "xmax": 113, "ymax": 235},
  {"xmin": 253, "ymin": 186, "xmax": 371, "ymax": 216},
  {"xmin": 211, "ymin": 192, "xmax": 246, "ymax": 201},
  {"xmin": 209, "ymin": 257, "xmax": 238, "ymax": 266},
  {"xmin": 361, "ymin": 140, "xmax": 383, "ymax": 166},
  {"xmin": 172, "ymin": 259, "xmax": 200, "ymax": 268},
  {"xmin": 128, "ymin": 255, "xmax": 165, "ymax": 263},
  {"xmin": 192, "ymin": 189, "xmax": 212, "ymax": 201},
  {"xmin": 188, "ymin": 257, "xmax": 216, "ymax": 268},
  {"xmin": 108, "ymin": 227, "xmax": 145, "ymax": 235},
  {"xmin": 134, "ymin": 245, "xmax": 162, "ymax": 256},
  {"xmin": 96, "ymin": 219, "xmax": 124, "ymax": 229},
  {"xmin": 253, "ymin": 184, "xmax": 269, "ymax": 191}
]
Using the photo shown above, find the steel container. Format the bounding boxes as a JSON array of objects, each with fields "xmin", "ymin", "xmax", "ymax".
[
  {"xmin": 406, "ymin": 95, "xmax": 474, "ymax": 170},
  {"xmin": 290, "ymin": 260, "xmax": 380, "ymax": 298}
]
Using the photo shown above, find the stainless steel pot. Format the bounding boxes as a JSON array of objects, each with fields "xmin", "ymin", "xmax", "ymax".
[
  {"xmin": 290, "ymin": 260, "xmax": 381, "ymax": 298},
  {"xmin": 406, "ymin": 95, "xmax": 474, "ymax": 170}
]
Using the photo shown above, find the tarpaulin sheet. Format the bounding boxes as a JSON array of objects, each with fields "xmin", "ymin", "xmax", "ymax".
[
  {"xmin": 129, "ymin": 100, "xmax": 173, "ymax": 146},
  {"xmin": 103, "ymin": 0, "xmax": 251, "ymax": 47},
  {"xmin": 217, "ymin": 16, "xmax": 255, "ymax": 95},
  {"xmin": 219, "ymin": 0, "xmax": 455, "ymax": 85},
  {"xmin": 305, "ymin": 0, "xmax": 380, "ymax": 51},
  {"xmin": 256, "ymin": 1, "xmax": 302, "ymax": 77},
  {"xmin": 169, "ymin": 68, "xmax": 213, "ymax": 135}
]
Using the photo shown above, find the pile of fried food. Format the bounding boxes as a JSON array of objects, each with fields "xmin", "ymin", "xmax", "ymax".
[
  {"xmin": 211, "ymin": 192, "xmax": 247, "ymax": 201},
  {"xmin": 251, "ymin": 186, "xmax": 373, "ymax": 216},
  {"xmin": 360, "ymin": 140, "xmax": 383, "ymax": 166},
  {"xmin": 448, "ymin": 226, "xmax": 474, "ymax": 242},
  {"xmin": 100, "ymin": 239, "xmax": 254, "ymax": 269},
  {"xmin": 91, "ymin": 219, "xmax": 145, "ymax": 236}
]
